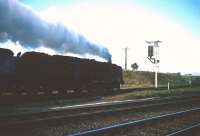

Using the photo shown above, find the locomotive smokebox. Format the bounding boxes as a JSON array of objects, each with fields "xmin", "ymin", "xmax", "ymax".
[{"xmin": 108, "ymin": 58, "xmax": 112, "ymax": 63}]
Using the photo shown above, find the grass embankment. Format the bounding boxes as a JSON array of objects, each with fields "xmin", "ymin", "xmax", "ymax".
[
  {"xmin": 104, "ymin": 86, "xmax": 200, "ymax": 101},
  {"xmin": 121, "ymin": 70, "xmax": 189, "ymax": 89}
]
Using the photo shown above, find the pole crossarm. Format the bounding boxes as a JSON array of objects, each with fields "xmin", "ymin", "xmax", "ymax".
[{"xmin": 147, "ymin": 57, "xmax": 155, "ymax": 64}]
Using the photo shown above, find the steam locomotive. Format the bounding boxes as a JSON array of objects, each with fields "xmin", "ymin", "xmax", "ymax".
[{"xmin": 0, "ymin": 48, "xmax": 123, "ymax": 97}]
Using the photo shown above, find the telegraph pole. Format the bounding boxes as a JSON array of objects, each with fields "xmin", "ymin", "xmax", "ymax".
[
  {"xmin": 125, "ymin": 47, "xmax": 128, "ymax": 70},
  {"xmin": 146, "ymin": 40, "xmax": 162, "ymax": 88},
  {"xmin": 124, "ymin": 47, "xmax": 130, "ymax": 71}
]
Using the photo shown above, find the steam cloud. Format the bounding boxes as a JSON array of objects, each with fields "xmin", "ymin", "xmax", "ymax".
[{"xmin": 0, "ymin": 0, "xmax": 111, "ymax": 61}]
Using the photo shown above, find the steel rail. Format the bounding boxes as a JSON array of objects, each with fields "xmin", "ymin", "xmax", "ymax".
[
  {"xmin": 1, "ymin": 95, "xmax": 200, "ymax": 128},
  {"xmin": 165, "ymin": 123, "xmax": 200, "ymax": 136},
  {"xmin": 2, "ymin": 94, "xmax": 199, "ymax": 117},
  {"xmin": 68, "ymin": 107, "xmax": 200, "ymax": 136}
]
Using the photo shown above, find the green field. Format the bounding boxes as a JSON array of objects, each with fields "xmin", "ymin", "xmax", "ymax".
[
  {"xmin": 104, "ymin": 86, "xmax": 200, "ymax": 101},
  {"xmin": 121, "ymin": 70, "xmax": 190, "ymax": 89},
  {"xmin": 102, "ymin": 70, "xmax": 200, "ymax": 101}
]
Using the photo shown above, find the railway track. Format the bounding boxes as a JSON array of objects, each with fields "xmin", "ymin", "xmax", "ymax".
[
  {"xmin": 166, "ymin": 123, "xmax": 200, "ymax": 136},
  {"xmin": 0, "ymin": 85, "xmax": 192, "ymax": 105},
  {"xmin": 1, "ymin": 95, "xmax": 200, "ymax": 126},
  {"xmin": 1, "ymin": 94, "xmax": 200, "ymax": 136},
  {"xmin": 68, "ymin": 108, "xmax": 200, "ymax": 136}
]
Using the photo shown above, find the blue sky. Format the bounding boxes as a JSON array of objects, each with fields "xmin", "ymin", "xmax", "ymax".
[
  {"xmin": 136, "ymin": 0, "xmax": 200, "ymax": 35},
  {"xmin": 21, "ymin": 0, "xmax": 200, "ymax": 35},
  {"xmin": 2, "ymin": 0, "xmax": 200, "ymax": 74}
]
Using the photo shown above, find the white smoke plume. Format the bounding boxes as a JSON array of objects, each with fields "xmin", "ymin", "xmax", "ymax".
[{"xmin": 0, "ymin": 0, "xmax": 111, "ymax": 61}]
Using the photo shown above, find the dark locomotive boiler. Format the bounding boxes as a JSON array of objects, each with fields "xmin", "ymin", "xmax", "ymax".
[{"xmin": 0, "ymin": 48, "xmax": 123, "ymax": 97}]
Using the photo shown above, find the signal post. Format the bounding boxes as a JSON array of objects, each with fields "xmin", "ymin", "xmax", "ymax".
[{"xmin": 146, "ymin": 40, "xmax": 162, "ymax": 88}]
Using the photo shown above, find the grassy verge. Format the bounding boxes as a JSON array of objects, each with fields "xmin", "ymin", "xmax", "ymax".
[
  {"xmin": 104, "ymin": 86, "xmax": 200, "ymax": 101},
  {"xmin": 122, "ymin": 70, "xmax": 189, "ymax": 88},
  {"xmin": 120, "ymin": 84, "xmax": 170, "ymax": 89}
]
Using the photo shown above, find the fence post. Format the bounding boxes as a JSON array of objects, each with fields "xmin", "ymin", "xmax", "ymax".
[{"xmin": 168, "ymin": 82, "xmax": 170, "ymax": 90}]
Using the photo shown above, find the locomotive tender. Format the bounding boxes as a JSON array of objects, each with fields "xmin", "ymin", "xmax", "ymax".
[{"xmin": 0, "ymin": 48, "xmax": 123, "ymax": 96}]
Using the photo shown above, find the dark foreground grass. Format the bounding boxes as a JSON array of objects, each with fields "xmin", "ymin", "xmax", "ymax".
[{"xmin": 104, "ymin": 86, "xmax": 200, "ymax": 101}]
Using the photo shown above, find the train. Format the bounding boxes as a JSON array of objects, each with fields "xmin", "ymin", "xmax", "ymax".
[{"xmin": 0, "ymin": 48, "xmax": 123, "ymax": 97}]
